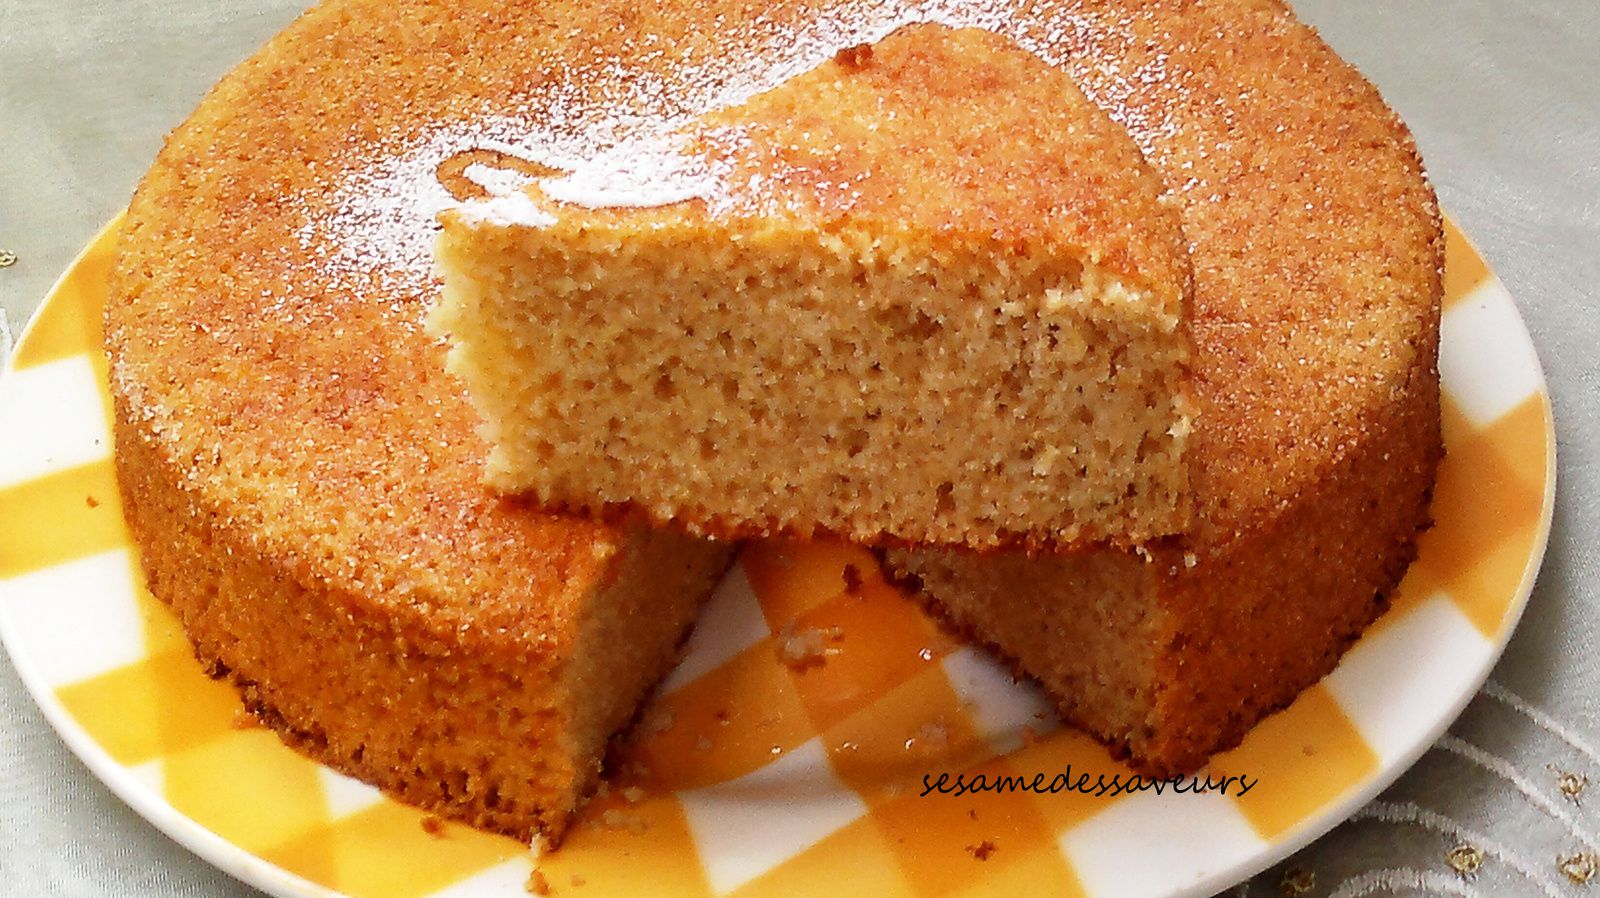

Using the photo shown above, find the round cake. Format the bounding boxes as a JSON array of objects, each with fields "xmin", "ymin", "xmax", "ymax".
[{"xmin": 107, "ymin": 0, "xmax": 1440, "ymax": 842}]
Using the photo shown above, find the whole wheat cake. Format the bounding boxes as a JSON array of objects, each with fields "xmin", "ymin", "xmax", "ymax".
[
  {"xmin": 106, "ymin": 0, "xmax": 1440, "ymax": 841},
  {"xmin": 432, "ymin": 23, "xmax": 1196, "ymax": 553}
]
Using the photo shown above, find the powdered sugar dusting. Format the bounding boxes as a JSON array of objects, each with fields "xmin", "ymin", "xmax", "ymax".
[
  {"xmin": 461, "ymin": 162, "xmax": 540, "ymax": 198},
  {"xmin": 456, "ymin": 190, "xmax": 558, "ymax": 229},
  {"xmin": 296, "ymin": 0, "xmax": 1022, "ymax": 292},
  {"xmin": 537, "ymin": 131, "xmax": 727, "ymax": 210}
]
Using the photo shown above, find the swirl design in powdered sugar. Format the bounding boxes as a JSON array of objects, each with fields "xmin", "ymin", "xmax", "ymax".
[{"xmin": 294, "ymin": 0, "xmax": 1052, "ymax": 294}]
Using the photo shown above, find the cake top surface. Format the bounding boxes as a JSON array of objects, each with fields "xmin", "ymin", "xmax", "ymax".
[
  {"xmin": 459, "ymin": 23, "xmax": 1188, "ymax": 303},
  {"xmin": 108, "ymin": 0, "xmax": 1440, "ymax": 619}
]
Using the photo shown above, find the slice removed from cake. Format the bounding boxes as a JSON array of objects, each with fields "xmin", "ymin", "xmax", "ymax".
[{"xmin": 432, "ymin": 23, "xmax": 1195, "ymax": 553}]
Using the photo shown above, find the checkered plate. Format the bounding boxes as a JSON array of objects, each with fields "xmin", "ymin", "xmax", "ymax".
[{"xmin": 0, "ymin": 216, "xmax": 1554, "ymax": 898}]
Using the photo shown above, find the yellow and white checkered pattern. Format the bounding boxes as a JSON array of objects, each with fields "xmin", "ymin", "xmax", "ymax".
[{"xmin": 0, "ymin": 217, "xmax": 1554, "ymax": 897}]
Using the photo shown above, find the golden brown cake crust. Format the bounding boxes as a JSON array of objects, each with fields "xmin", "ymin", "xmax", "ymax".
[
  {"xmin": 715, "ymin": 24, "xmax": 1187, "ymax": 294},
  {"xmin": 434, "ymin": 22, "xmax": 1196, "ymax": 553},
  {"xmin": 107, "ymin": 0, "xmax": 1440, "ymax": 829}
]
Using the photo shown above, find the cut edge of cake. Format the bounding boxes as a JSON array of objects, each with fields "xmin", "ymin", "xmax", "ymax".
[
  {"xmin": 430, "ymin": 22, "xmax": 1197, "ymax": 554},
  {"xmin": 108, "ymin": 326, "xmax": 736, "ymax": 845}
]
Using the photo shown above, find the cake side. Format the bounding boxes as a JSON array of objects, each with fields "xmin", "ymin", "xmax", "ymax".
[
  {"xmin": 1144, "ymin": 324, "xmax": 1441, "ymax": 772},
  {"xmin": 431, "ymin": 23, "xmax": 1195, "ymax": 553},
  {"xmin": 102, "ymin": 0, "xmax": 738, "ymax": 844},
  {"xmin": 111, "ymin": 367, "xmax": 735, "ymax": 843},
  {"xmin": 883, "ymin": 544, "xmax": 1167, "ymax": 767},
  {"xmin": 1044, "ymin": 0, "xmax": 1444, "ymax": 543},
  {"xmin": 559, "ymin": 521, "xmax": 739, "ymax": 806}
]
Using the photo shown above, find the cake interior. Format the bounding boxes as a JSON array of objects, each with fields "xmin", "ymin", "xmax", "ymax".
[
  {"xmin": 554, "ymin": 526, "xmax": 735, "ymax": 830},
  {"xmin": 435, "ymin": 220, "xmax": 1191, "ymax": 551},
  {"xmin": 114, "ymin": 386, "xmax": 734, "ymax": 843},
  {"xmin": 889, "ymin": 547, "xmax": 1169, "ymax": 764},
  {"xmin": 431, "ymin": 23, "xmax": 1194, "ymax": 552}
]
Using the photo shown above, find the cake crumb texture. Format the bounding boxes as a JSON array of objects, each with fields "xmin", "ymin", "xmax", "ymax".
[{"xmin": 433, "ymin": 23, "xmax": 1195, "ymax": 553}]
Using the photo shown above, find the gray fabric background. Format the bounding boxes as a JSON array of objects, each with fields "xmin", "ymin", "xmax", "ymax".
[{"xmin": 2, "ymin": 2, "xmax": 1597, "ymax": 895}]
